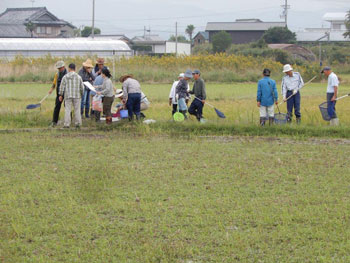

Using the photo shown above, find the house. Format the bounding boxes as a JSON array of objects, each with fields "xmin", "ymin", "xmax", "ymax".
[
  {"xmin": 205, "ymin": 19, "xmax": 286, "ymax": 44},
  {"xmin": 297, "ymin": 12, "xmax": 349, "ymax": 42},
  {"xmin": 193, "ymin": 31, "xmax": 209, "ymax": 46},
  {"xmin": 131, "ymin": 35, "xmax": 191, "ymax": 55},
  {"xmin": 0, "ymin": 7, "xmax": 76, "ymax": 38}
]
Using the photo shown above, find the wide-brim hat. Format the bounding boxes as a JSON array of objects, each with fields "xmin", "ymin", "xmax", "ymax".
[
  {"xmin": 83, "ymin": 59, "xmax": 93, "ymax": 68},
  {"xmin": 55, "ymin": 60, "xmax": 65, "ymax": 69},
  {"xmin": 178, "ymin": 73, "xmax": 185, "ymax": 78},
  {"xmin": 96, "ymin": 58, "xmax": 105, "ymax": 64},
  {"xmin": 119, "ymin": 74, "xmax": 133, "ymax": 83},
  {"xmin": 283, "ymin": 64, "xmax": 293, "ymax": 73},
  {"xmin": 115, "ymin": 89, "xmax": 124, "ymax": 98}
]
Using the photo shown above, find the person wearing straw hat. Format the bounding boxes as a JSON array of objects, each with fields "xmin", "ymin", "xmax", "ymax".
[
  {"xmin": 78, "ymin": 59, "xmax": 95, "ymax": 118},
  {"xmin": 120, "ymin": 74, "xmax": 142, "ymax": 120},
  {"xmin": 188, "ymin": 69, "xmax": 206, "ymax": 121},
  {"xmin": 48, "ymin": 60, "xmax": 67, "ymax": 127},
  {"xmin": 322, "ymin": 66, "xmax": 339, "ymax": 126},
  {"xmin": 92, "ymin": 58, "xmax": 107, "ymax": 79},
  {"xmin": 257, "ymin": 68, "xmax": 278, "ymax": 126},
  {"xmin": 176, "ymin": 69, "xmax": 192, "ymax": 119},
  {"xmin": 281, "ymin": 64, "xmax": 304, "ymax": 124}
]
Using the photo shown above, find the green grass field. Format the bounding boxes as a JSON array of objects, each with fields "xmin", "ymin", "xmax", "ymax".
[
  {"xmin": 2, "ymin": 81, "xmax": 350, "ymax": 262},
  {"xmin": 1, "ymin": 131, "xmax": 350, "ymax": 263},
  {"xmin": 1, "ymin": 81, "xmax": 350, "ymax": 130}
]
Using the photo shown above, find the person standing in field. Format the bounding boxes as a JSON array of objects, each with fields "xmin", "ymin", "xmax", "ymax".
[
  {"xmin": 281, "ymin": 64, "xmax": 304, "ymax": 124},
  {"xmin": 169, "ymin": 73, "xmax": 185, "ymax": 115},
  {"xmin": 79, "ymin": 59, "xmax": 95, "ymax": 118},
  {"xmin": 48, "ymin": 61, "xmax": 67, "ymax": 127},
  {"xmin": 257, "ymin": 68, "xmax": 278, "ymax": 126},
  {"xmin": 95, "ymin": 68, "xmax": 115, "ymax": 124},
  {"xmin": 176, "ymin": 70, "xmax": 193, "ymax": 119},
  {"xmin": 322, "ymin": 66, "xmax": 340, "ymax": 126},
  {"xmin": 120, "ymin": 74, "xmax": 142, "ymax": 121},
  {"xmin": 92, "ymin": 58, "xmax": 107, "ymax": 79},
  {"xmin": 188, "ymin": 69, "xmax": 206, "ymax": 121},
  {"xmin": 59, "ymin": 63, "xmax": 84, "ymax": 128}
]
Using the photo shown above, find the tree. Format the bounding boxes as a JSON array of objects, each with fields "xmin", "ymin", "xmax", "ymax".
[
  {"xmin": 212, "ymin": 31, "xmax": 232, "ymax": 53},
  {"xmin": 25, "ymin": 21, "xmax": 35, "ymax": 38},
  {"xmin": 262, "ymin": 27, "xmax": 296, "ymax": 44},
  {"xmin": 168, "ymin": 35, "xmax": 188, "ymax": 43},
  {"xmin": 344, "ymin": 10, "xmax": 350, "ymax": 39},
  {"xmin": 81, "ymin": 26, "xmax": 101, "ymax": 37},
  {"xmin": 185, "ymin": 25, "xmax": 195, "ymax": 44}
]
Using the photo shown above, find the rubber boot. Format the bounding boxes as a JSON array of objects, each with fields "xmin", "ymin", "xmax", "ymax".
[
  {"xmin": 287, "ymin": 112, "xmax": 292, "ymax": 123},
  {"xmin": 85, "ymin": 108, "xmax": 90, "ymax": 118},
  {"xmin": 330, "ymin": 118, "xmax": 339, "ymax": 126},
  {"xmin": 95, "ymin": 111, "xmax": 101, "ymax": 122},
  {"xmin": 136, "ymin": 114, "xmax": 141, "ymax": 121},
  {"xmin": 296, "ymin": 117, "xmax": 301, "ymax": 125},
  {"xmin": 140, "ymin": 112, "xmax": 146, "ymax": 119},
  {"xmin": 81, "ymin": 108, "xmax": 84, "ymax": 117},
  {"xmin": 260, "ymin": 117, "xmax": 266, "ymax": 126},
  {"xmin": 269, "ymin": 117, "xmax": 274, "ymax": 126}
]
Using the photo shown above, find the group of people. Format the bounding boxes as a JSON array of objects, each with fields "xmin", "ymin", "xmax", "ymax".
[
  {"xmin": 169, "ymin": 69, "xmax": 207, "ymax": 121},
  {"xmin": 48, "ymin": 58, "xmax": 340, "ymax": 128},
  {"xmin": 257, "ymin": 64, "xmax": 340, "ymax": 126},
  {"xmin": 48, "ymin": 58, "xmax": 149, "ymax": 128}
]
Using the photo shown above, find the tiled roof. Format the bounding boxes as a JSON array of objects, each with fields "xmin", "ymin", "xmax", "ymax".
[{"xmin": 206, "ymin": 22, "xmax": 286, "ymax": 31}]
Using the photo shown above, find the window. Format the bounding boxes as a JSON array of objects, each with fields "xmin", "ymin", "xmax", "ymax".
[
  {"xmin": 46, "ymin": 27, "xmax": 52, "ymax": 34},
  {"xmin": 332, "ymin": 23, "xmax": 341, "ymax": 30}
]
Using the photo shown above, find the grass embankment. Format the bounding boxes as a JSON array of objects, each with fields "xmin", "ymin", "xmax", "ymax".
[
  {"xmin": 1, "ymin": 82, "xmax": 350, "ymax": 138},
  {"xmin": 0, "ymin": 54, "xmax": 323, "ymax": 83},
  {"xmin": 1, "ymin": 131, "xmax": 350, "ymax": 262}
]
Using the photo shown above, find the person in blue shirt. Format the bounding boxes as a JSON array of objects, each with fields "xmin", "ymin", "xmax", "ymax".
[{"xmin": 257, "ymin": 68, "xmax": 278, "ymax": 126}]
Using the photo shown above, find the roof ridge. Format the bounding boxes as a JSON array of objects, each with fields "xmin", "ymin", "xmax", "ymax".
[{"xmin": 5, "ymin": 7, "xmax": 47, "ymax": 11}]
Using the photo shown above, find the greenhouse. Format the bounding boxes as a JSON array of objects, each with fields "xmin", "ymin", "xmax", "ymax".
[{"xmin": 0, "ymin": 38, "xmax": 133, "ymax": 59}]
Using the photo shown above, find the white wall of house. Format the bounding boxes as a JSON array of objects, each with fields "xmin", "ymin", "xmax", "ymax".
[{"xmin": 165, "ymin": 42, "xmax": 191, "ymax": 55}]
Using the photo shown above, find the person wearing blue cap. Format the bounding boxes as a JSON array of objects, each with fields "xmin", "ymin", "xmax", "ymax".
[
  {"xmin": 322, "ymin": 66, "xmax": 339, "ymax": 126},
  {"xmin": 175, "ymin": 69, "xmax": 192, "ymax": 119},
  {"xmin": 188, "ymin": 69, "xmax": 206, "ymax": 121}
]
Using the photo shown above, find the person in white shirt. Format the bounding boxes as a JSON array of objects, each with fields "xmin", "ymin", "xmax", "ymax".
[
  {"xmin": 169, "ymin": 73, "xmax": 189, "ymax": 115},
  {"xmin": 281, "ymin": 64, "xmax": 304, "ymax": 123},
  {"xmin": 322, "ymin": 66, "xmax": 339, "ymax": 126}
]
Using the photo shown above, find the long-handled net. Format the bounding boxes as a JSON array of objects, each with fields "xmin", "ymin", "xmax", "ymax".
[
  {"xmin": 319, "ymin": 94, "xmax": 350, "ymax": 121},
  {"xmin": 195, "ymin": 97, "xmax": 226, "ymax": 119}
]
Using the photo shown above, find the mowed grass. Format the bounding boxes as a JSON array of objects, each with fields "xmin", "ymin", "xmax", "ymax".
[
  {"xmin": 1, "ymin": 131, "xmax": 350, "ymax": 262},
  {"xmin": 1, "ymin": 80, "xmax": 350, "ymax": 130}
]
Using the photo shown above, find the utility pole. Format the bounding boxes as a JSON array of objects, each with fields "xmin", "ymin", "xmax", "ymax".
[
  {"xmin": 280, "ymin": 0, "xmax": 290, "ymax": 27},
  {"xmin": 175, "ymin": 22, "xmax": 178, "ymax": 56},
  {"xmin": 144, "ymin": 26, "xmax": 146, "ymax": 38},
  {"xmin": 91, "ymin": 0, "xmax": 95, "ymax": 39}
]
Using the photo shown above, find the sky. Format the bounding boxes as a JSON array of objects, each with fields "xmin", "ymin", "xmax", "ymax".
[{"xmin": 0, "ymin": 0, "xmax": 349, "ymax": 39}]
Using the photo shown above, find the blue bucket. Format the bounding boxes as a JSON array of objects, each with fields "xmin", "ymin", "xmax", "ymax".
[{"xmin": 120, "ymin": 110, "xmax": 129, "ymax": 119}]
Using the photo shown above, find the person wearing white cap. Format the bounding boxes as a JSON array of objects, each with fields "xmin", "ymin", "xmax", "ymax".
[
  {"xmin": 281, "ymin": 64, "xmax": 304, "ymax": 123},
  {"xmin": 169, "ymin": 73, "xmax": 189, "ymax": 115},
  {"xmin": 114, "ymin": 89, "xmax": 149, "ymax": 118},
  {"xmin": 48, "ymin": 60, "xmax": 67, "ymax": 127}
]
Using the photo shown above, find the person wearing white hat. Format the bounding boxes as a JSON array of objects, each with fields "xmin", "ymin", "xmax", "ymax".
[
  {"xmin": 175, "ymin": 70, "xmax": 193, "ymax": 119},
  {"xmin": 48, "ymin": 60, "xmax": 67, "ymax": 127},
  {"xmin": 281, "ymin": 64, "xmax": 304, "ymax": 123},
  {"xmin": 169, "ymin": 73, "xmax": 189, "ymax": 115}
]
